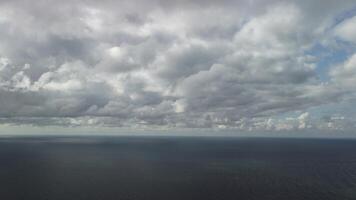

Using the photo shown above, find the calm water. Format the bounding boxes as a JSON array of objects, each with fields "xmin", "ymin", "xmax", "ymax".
[{"xmin": 0, "ymin": 136, "xmax": 356, "ymax": 200}]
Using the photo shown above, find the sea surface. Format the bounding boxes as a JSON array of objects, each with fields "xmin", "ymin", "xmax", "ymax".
[{"xmin": 0, "ymin": 136, "xmax": 356, "ymax": 200}]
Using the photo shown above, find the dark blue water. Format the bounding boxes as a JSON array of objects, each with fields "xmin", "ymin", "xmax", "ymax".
[{"xmin": 0, "ymin": 136, "xmax": 356, "ymax": 200}]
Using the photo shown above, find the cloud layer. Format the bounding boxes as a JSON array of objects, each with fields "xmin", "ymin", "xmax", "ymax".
[{"xmin": 0, "ymin": 0, "xmax": 355, "ymax": 132}]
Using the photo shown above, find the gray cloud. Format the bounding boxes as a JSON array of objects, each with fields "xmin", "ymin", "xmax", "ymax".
[{"xmin": 0, "ymin": 0, "xmax": 355, "ymax": 131}]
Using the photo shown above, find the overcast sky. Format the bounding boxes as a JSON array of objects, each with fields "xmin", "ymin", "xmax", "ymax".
[{"xmin": 0, "ymin": 0, "xmax": 356, "ymax": 135}]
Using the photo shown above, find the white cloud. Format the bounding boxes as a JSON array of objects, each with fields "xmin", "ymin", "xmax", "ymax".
[
  {"xmin": 334, "ymin": 15, "xmax": 356, "ymax": 43},
  {"xmin": 0, "ymin": 0, "xmax": 355, "ymax": 132},
  {"xmin": 330, "ymin": 53, "xmax": 356, "ymax": 87},
  {"xmin": 297, "ymin": 112, "xmax": 310, "ymax": 129}
]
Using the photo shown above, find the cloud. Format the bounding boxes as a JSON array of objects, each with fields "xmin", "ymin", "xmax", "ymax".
[
  {"xmin": 330, "ymin": 54, "xmax": 356, "ymax": 87},
  {"xmin": 334, "ymin": 15, "xmax": 356, "ymax": 43},
  {"xmin": 0, "ymin": 0, "xmax": 355, "ymax": 132}
]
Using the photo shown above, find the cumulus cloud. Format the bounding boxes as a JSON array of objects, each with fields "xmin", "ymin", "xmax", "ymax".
[{"xmin": 0, "ymin": 0, "xmax": 355, "ymax": 132}]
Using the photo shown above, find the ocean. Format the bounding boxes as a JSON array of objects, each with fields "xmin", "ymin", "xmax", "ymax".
[{"xmin": 0, "ymin": 136, "xmax": 355, "ymax": 200}]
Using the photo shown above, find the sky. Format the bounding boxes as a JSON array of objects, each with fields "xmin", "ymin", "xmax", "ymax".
[{"xmin": 0, "ymin": 0, "xmax": 356, "ymax": 136}]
